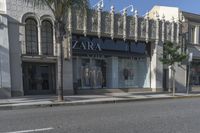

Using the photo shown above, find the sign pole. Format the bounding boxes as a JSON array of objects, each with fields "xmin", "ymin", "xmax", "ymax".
[{"xmin": 187, "ymin": 53, "xmax": 193, "ymax": 95}]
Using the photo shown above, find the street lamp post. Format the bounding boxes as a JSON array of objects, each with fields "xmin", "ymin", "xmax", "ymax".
[
  {"xmin": 187, "ymin": 52, "xmax": 193, "ymax": 94},
  {"xmin": 118, "ymin": 5, "xmax": 134, "ymax": 14},
  {"xmin": 92, "ymin": 0, "xmax": 104, "ymax": 9}
]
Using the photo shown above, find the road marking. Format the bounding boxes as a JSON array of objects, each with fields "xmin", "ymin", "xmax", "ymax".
[{"xmin": 5, "ymin": 127, "xmax": 54, "ymax": 133}]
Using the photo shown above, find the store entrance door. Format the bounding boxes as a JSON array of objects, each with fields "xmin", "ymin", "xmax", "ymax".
[
  {"xmin": 23, "ymin": 63, "xmax": 56, "ymax": 95},
  {"xmin": 163, "ymin": 69, "xmax": 169, "ymax": 91}
]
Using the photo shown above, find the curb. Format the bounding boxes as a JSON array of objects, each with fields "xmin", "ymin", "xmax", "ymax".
[{"xmin": 0, "ymin": 95, "xmax": 200, "ymax": 110}]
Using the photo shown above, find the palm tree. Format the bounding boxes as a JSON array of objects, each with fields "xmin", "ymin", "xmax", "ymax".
[{"xmin": 24, "ymin": 0, "xmax": 89, "ymax": 101}]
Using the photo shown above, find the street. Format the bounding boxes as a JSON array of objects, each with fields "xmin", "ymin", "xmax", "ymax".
[{"xmin": 1, "ymin": 98, "xmax": 200, "ymax": 133}]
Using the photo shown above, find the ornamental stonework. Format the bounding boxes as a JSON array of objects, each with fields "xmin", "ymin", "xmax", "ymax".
[
  {"xmin": 149, "ymin": 20, "xmax": 156, "ymax": 39},
  {"xmin": 75, "ymin": 10, "xmax": 84, "ymax": 30},
  {"xmin": 140, "ymin": 18, "xmax": 146, "ymax": 39},
  {"xmin": 166, "ymin": 22, "xmax": 172, "ymax": 41},
  {"xmin": 90, "ymin": 10, "xmax": 98, "ymax": 32},
  {"xmin": 101, "ymin": 12, "xmax": 111, "ymax": 34},
  {"xmin": 128, "ymin": 17, "xmax": 135, "ymax": 37},
  {"xmin": 116, "ymin": 15, "xmax": 123, "ymax": 36}
]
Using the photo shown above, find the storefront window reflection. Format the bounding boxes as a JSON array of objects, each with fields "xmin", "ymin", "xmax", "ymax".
[
  {"xmin": 118, "ymin": 58, "xmax": 150, "ymax": 88},
  {"xmin": 79, "ymin": 59, "xmax": 105, "ymax": 89},
  {"xmin": 191, "ymin": 61, "xmax": 200, "ymax": 86}
]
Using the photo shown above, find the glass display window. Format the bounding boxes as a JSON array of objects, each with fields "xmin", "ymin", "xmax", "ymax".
[
  {"xmin": 191, "ymin": 61, "xmax": 200, "ymax": 86},
  {"xmin": 118, "ymin": 57, "xmax": 150, "ymax": 88},
  {"xmin": 73, "ymin": 58, "xmax": 106, "ymax": 89}
]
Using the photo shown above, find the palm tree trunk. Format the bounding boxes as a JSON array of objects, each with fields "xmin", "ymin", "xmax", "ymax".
[
  {"xmin": 55, "ymin": 22, "xmax": 64, "ymax": 101},
  {"xmin": 57, "ymin": 38, "xmax": 64, "ymax": 101}
]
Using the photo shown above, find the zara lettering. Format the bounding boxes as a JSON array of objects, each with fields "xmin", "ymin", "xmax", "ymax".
[{"xmin": 72, "ymin": 40, "xmax": 102, "ymax": 51}]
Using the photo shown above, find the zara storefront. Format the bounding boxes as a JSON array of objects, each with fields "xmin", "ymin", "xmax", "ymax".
[
  {"xmin": 0, "ymin": 0, "xmax": 182, "ymax": 98},
  {"xmin": 72, "ymin": 35, "xmax": 151, "ymax": 91}
]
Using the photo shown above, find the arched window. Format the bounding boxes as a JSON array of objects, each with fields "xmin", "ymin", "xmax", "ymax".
[
  {"xmin": 41, "ymin": 20, "xmax": 53, "ymax": 55},
  {"xmin": 25, "ymin": 18, "xmax": 38, "ymax": 55}
]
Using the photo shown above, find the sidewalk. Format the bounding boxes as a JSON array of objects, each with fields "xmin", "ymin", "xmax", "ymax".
[{"xmin": 0, "ymin": 92, "xmax": 200, "ymax": 110}]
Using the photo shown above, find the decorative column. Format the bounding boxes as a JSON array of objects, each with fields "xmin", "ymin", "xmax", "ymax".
[
  {"xmin": 53, "ymin": 22, "xmax": 57, "ymax": 56},
  {"xmin": 68, "ymin": 7, "xmax": 72, "ymax": 35},
  {"xmin": 123, "ymin": 9, "xmax": 127, "ymax": 41},
  {"xmin": 134, "ymin": 10, "xmax": 138, "ymax": 42},
  {"xmin": 97, "ymin": 3, "xmax": 102, "ymax": 38},
  {"xmin": 171, "ymin": 17, "xmax": 175, "ymax": 43},
  {"xmin": 176, "ymin": 21, "xmax": 180, "ymax": 44},
  {"xmin": 150, "ymin": 13, "xmax": 163, "ymax": 92},
  {"xmin": 83, "ymin": 6, "xmax": 87, "ymax": 36},
  {"xmin": 38, "ymin": 24, "xmax": 42, "ymax": 55},
  {"xmin": 145, "ymin": 11, "xmax": 149, "ymax": 43},
  {"xmin": 195, "ymin": 26, "xmax": 200, "ymax": 44},
  {"xmin": 20, "ymin": 23, "xmax": 26, "ymax": 54},
  {"xmin": 162, "ymin": 14, "xmax": 165, "ymax": 43},
  {"xmin": 110, "ymin": 5, "xmax": 115, "ymax": 40},
  {"xmin": 155, "ymin": 13, "xmax": 160, "ymax": 44}
]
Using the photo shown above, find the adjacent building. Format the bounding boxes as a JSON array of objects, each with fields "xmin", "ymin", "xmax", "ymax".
[
  {"xmin": 181, "ymin": 12, "xmax": 200, "ymax": 91},
  {"xmin": 149, "ymin": 5, "xmax": 200, "ymax": 92},
  {"xmin": 0, "ymin": 0, "xmax": 184, "ymax": 98}
]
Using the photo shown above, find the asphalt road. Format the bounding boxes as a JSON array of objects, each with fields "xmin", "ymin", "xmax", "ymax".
[{"xmin": 1, "ymin": 98, "xmax": 200, "ymax": 133}]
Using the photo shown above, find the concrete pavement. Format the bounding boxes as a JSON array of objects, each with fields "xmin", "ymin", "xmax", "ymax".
[{"xmin": 0, "ymin": 92, "xmax": 200, "ymax": 110}]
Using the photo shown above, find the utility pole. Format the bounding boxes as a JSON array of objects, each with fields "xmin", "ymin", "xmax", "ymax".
[{"xmin": 187, "ymin": 53, "xmax": 193, "ymax": 94}]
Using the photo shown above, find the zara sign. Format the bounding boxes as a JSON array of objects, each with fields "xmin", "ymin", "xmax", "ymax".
[{"xmin": 72, "ymin": 40, "xmax": 102, "ymax": 51}]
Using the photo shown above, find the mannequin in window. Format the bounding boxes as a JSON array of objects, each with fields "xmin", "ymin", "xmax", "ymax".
[
  {"xmin": 97, "ymin": 67, "xmax": 103, "ymax": 88},
  {"xmin": 82, "ymin": 65, "xmax": 90, "ymax": 87},
  {"xmin": 90, "ymin": 66, "xmax": 97, "ymax": 88},
  {"xmin": 123, "ymin": 68, "xmax": 129, "ymax": 80}
]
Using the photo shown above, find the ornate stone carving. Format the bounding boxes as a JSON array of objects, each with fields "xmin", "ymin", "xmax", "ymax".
[
  {"xmin": 150, "ymin": 20, "xmax": 156, "ymax": 39},
  {"xmin": 161, "ymin": 14, "xmax": 165, "ymax": 42},
  {"xmin": 97, "ymin": 5, "xmax": 102, "ymax": 38},
  {"xmin": 76, "ymin": 10, "xmax": 84, "ymax": 30},
  {"xmin": 166, "ymin": 22, "xmax": 172, "ymax": 41},
  {"xmin": 145, "ymin": 12, "xmax": 149, "ymax": 43},
  {"xmin": 123, "ymin": 9, "xmax": 127, "ymax": 41},
  {"xmin": 110, "ymin": 5, "xmax": 115, "ymax": 39},
  {"xmin": 104, "ymin": 14, "xmax": 111, "ymax": 33},
  {"xmin": 68, "ymin": 7, "xmax": 72, "ymax": 34},
  {"xmin": 118, "ymin": 17, "xmax": 123, "ymax": 35},
  {"xmin": 90, "ymin": 10, "xmax": 98, "ymax": 32},
  {"xmin": 156, "ymin": 14, "xmax": 160, "ymax": 44},
  {"xmin": 171, "ymin": 17, "xmax": 175, "ymax": 42},
  {"xmin": 140, "ymin": 19, "xmax": 146, "ymax": 38},
  {"xmin": 134, "ymin": 10, "xmax": 138, "ymax": 42},
  {"xmin": 129, "ymin": 18, "xmax": 135, "ymax": 37},
  {"xmin": 83, "ymin": 8, "xmax": 87, "ymax": 36}
]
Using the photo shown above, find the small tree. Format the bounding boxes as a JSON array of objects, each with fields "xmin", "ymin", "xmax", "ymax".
[{"xmin": 159, "ymin": 41, "xmax": 187, "ymax": 96}]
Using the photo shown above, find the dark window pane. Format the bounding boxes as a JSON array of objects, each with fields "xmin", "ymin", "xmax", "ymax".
[
  {"xmin": 41, "ymin": 20, "xmax": 53, "ymax": 55},
  {"xmin": 25, "ymin": 18, "xmax": 38, "ymax": 55}
]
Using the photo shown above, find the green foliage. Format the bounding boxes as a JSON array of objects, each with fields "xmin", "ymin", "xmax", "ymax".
[{"xmin": 159, "ymin": 41, "xmax": 187, "ymax": 66}]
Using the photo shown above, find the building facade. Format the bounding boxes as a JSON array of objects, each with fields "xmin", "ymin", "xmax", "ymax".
[
  {"xmin": 0, "ymin": 0, "xmax": 180, "ymax": 98},
  {"xmin": 149, "ymin": 5, "xmax": 200, "ymax": 92},
  {"xmin": 181, "ymin": 12, "xmax": 200, "ymax": 91}
]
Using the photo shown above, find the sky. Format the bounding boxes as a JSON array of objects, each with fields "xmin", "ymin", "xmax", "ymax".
[{"xmin": 90, "ymin": 0, "xmax": 200, "ymax": 16}]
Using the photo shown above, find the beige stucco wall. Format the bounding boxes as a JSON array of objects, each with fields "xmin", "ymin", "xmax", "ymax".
[
  {"xmin": 149, "ymin": 5, "xmax": 180, "ymax": 21},
  {"xmin": 149, "ymin": 5, "xmax": 187, "ymax": 92}
]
